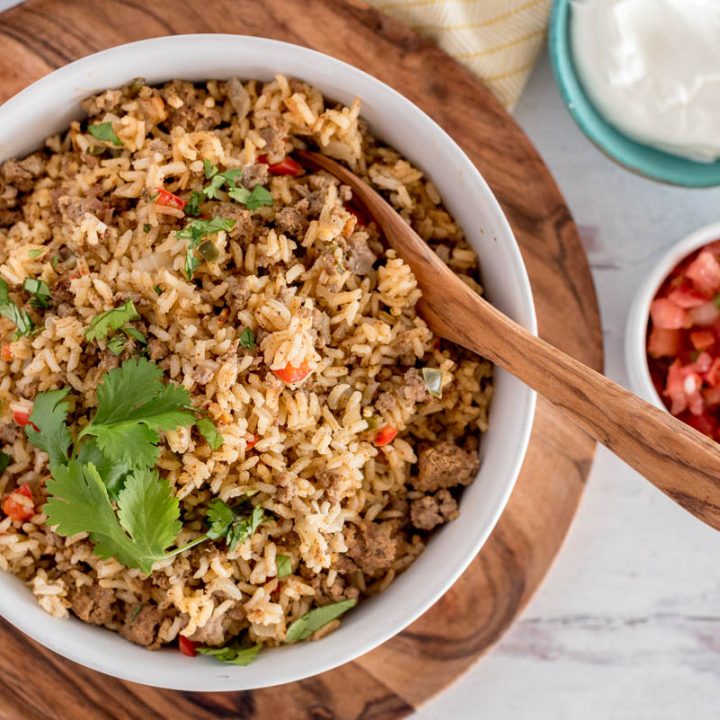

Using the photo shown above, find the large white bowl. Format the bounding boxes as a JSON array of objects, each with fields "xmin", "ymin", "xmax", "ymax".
[{"xmin": 0, "ymin": 34, "xmax": 536, "ymax": 691}]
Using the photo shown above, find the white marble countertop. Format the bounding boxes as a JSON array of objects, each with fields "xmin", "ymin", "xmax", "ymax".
[
  {"xmin": 0, "ymin": 0, "xmax": 717, "ymax": 713},
  {"xmin": 417, "ymin": 53, "xmax": 720, "ymax": 720}
]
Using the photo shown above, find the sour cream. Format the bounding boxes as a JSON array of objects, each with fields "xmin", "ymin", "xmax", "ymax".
[{"xmin": 571, "ymin": 0, "xmax": 720, "ymax": 163}]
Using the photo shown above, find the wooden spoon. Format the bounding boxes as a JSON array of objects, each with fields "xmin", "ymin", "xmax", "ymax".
[{"xmin": 297, "ymin": 149, "xmax": 720, "ymax": 532}]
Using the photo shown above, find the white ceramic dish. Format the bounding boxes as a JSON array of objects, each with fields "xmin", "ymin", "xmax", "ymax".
[
  {"xmin": 626, "ymin": 221, "xmax": 720, "ymax": 407},
  {"xmin": 0, "ymin": 34, "xmax": 536, "ymax": 691}
]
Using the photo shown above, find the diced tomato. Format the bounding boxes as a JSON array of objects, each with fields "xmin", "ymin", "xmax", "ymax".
[
  {"xmin": 682, "ymin": 409, "xmax": 718, "ymax": 438},
  {"xmin": 650, "ymin": 298, "xmax": 689, "ymax": 329},
  {"xmin": 703, "ymin": 386, "xmax": 720, "ymax": 407},
  {"xmin": 689, "ymin": 301, "xmax": 720, "ymax": 327},
  {"xmin": 2, "ymin": 483, "xmax": 34, "ymax": 522},
  {"xmin": 690, "ymin": 330, "xmax": 715, "ymax": 351},
  {"xmin": 258, "ymin": 154, "xmax": 303, "ymax": 176},
  {"xmin": 245, "ymin": 433, "xmax": 258, "ymax": 450},
  {"xmin": 272, "ymin": 361, "xmax": 311, "ymax": 384},
  {"xmin": 374, "ymin": 425, "xmax": 398, "ymax": 447},
  {"xmin": 178, "ymin": 635, "xmax": 197, "ymax": 657},
  {"xmin": 155, "ymin": 187, "xmax": 187, "ymax": 210},
  {"xmin": 1, "ymin": 344, "xmax": 12, "ymax": 362},
  {"xmin": 665, "ymin": 360, "xmax": 704, "ymax": 416},
  {"xmin": 686, "ymin": 250, "xmax": 720, "ymax": 295},
  {"xmin": 667, "ymin": 284, "xmax": 707, "ymax": 308},
  {"xmin": 647, "ymin": 327, "xmax": 682, "ymax": 358},
  {"xmin": 706, "ymin": 357, "xmax": 720, "ymax": 387}
]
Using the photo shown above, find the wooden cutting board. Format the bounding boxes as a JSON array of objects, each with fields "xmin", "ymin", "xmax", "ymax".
[{"xmin": 0, "ymin": 1, "xmax": 603, "ymax": 718}]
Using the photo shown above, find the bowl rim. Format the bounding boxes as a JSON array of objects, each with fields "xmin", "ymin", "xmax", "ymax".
[
  {"xmin": 548, "ymin": 0, "xmax": 720, "ymax": 189},
  {"xmin": 0, "ymin": 33, "xmax": 537, "ymax": 690},
  {"xmin": 625, "ymin": 221, "xmax": 720, "ymax": 407}
]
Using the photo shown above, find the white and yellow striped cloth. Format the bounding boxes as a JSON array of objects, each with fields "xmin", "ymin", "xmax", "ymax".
[{"xmin": 368, "ymin": 0, "xmax": 552, "ymax": 110}]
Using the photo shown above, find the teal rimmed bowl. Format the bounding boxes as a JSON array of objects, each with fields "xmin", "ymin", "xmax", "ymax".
[{"xmin": 549, "ymin": 0, "xmax": 720, "ymax": 188}]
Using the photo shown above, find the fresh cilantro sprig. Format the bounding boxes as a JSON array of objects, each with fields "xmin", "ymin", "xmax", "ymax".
[
  {"xmin": 184, "ymin": 191, "xmax": 203, "ymax": 217},
  {"xmin": 23, "ymin": 278, "xmax": 52, "ymax": 309},
  {"xmin": 25, "ymin": 389, "xmax": 72, "ymax": 472},
  {"xmin": 0, "ymin": 279, "xmax": 35, "ymax": 338},
  {"xmin": 285, "ymin": 599, "xmax": 357, "ymax": 643},
  {"xmin": 85, "ymin": 301, "xmax": 139, "ymax": 342},
  {"xmin": 177, "ymin": 217, "xmax": 235, "ymax": 280},
  {"xmin": 229, "ymin": 185, "xmax": 273, "ymax": 210},
  {"xmin": 202, "ymin": 161, "xmax": 244, "ymax": 200},
  {"xmin": 197, "ymin": 640, "xmax": 262, "ymax": 666},
  {"xmin": 197, "ymin": 418, "xmax": 224, "ymax": 451},
  {"xmin": 206, "ymin": 500, "xmax": 265, "ymax": 551},
  {"xmin": 88, "ymin": 122, "xmax": 122, "ymax": 147},
  {"xmin": 45, "ymin": 462, "xmax": 184, "ymax": 574}
]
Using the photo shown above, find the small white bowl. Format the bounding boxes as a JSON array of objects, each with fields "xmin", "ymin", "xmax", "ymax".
[
  {"xmin": 0, "ymin": 35, "xmax": 536, "ymax": 691},
  {"xmin": 626, "ymin": 221, "xmax": 720, "ymax": 407}
]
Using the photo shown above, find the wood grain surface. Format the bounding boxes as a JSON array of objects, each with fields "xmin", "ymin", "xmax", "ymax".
[{"xmin": 0, "ymin": 1, "xmax": 604, "ymax": 718}]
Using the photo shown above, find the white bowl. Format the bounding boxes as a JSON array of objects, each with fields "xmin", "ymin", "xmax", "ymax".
[
  {"xmin": 0, "ymin": 34, "xmax": 536, "ymax": 690},
  {"xmin": 626, "ymin": 221, "xmax": 720, "ymax": 407}
]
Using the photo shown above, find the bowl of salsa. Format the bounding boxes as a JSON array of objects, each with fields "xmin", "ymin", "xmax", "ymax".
[{"xmin": 626, "ymin": 222, "xmax": 720, "ymax": 441}]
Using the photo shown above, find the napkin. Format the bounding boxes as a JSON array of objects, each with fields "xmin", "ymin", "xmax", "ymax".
[{"xmin": 368, "ymin": 0, "xmax": 552, "ymax": 110}]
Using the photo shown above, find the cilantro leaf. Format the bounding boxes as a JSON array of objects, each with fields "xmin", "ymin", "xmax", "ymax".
[
  {"xmin": 177, "ymin": 217, "xmax": 235, "ymax": 280},
  {"xmin": 238, "ymin": 327, "xmax": 255, "ymax": 349},
  {"xmin": 76, "ymin": 439, "xmax": 130, "ymax": 500},
  {"xmin": 276, "ymin": 554, "xmax": 292, "ymax": 579},
  {"xmin": 85, "ymin": 301, "xmax": 140, "ymax": 343},
  {"xmin": 201, "ymin": 163, "xmax": 243, "ymax": 198},
  {"xmin": 25, "ymin": 389, "xmax": 72, "ymax": 471},
  {"xmin": 197, "ymin": 418, "xmax": 224, "ymax": 450},
  {"xmin": 79, "ymin": 357, "xmax": 195, "ymax": 469},
  {"xmin": 27, "ymin": 248, "xmax": 46, "ymax": 259},
  {"xmin": 0, "ymin": 452, "xmax": 10, "ymax": 474},
  {"xmin": 123, "ymin": 326, "xmax": 147, "ymax": 345},
  {"xmin": 202, "ymin": 174, "xmax": 226, "ymax": 199},
  {"xmin": 107, "ymin": 335, "xmax": 126, "ymax": 356},
  {"xmin": 44, "ymin": 462, "xmax": 180, "ymax": 574},
  {"xmin": 206, "ymin": 500, "xmax": 265, "ymax": 551},
  {"xmin": 229, "ymin": 185, "xmax": 273, "ymax": 210},
  {"xmin": 23, "ymin": 278, "xmax": 52, "ymax": 309},
  {"xmin": 88, "ymin": 122, "xmax": 122, "ymax": 147},
  {"xmin": 197, "ymin": 641, "xmax": 262, "ymax": 666},
  {"xmin": 184, "ymin": 191, "xmax": 203, "ymax": 217},
  {"xmin": 285, "ymin": 599, "xmax": 357, "ymax": 644},
  {"xmin": 0, "ymin": 279, "xmax": 35, "ymax": 338},
  {"xmin": 203, "ymin": 159, "xmax": 218, "ymax": 179}
]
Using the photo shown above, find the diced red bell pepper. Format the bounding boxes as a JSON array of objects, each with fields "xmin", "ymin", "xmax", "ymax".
[
  {"xmin": 155, "ymin": 187, "xmax": 187, "ymax": 210},
  {"xmin": 245, "ymin": 433, "xmax": 258, "ymax": 450},
  {"xmin": 346, "ymin": 205, "xmax": 368, "ymax": 227},
  {"xmin": 178, "ymin": 635, "xmax": 197, "ymax": 657},
  {"xmin": 258, "ymin": 154, "xmax": 303, "ymax": 177},
  {"xmin": 12, "ymin": 408, "xmax": 31, "ymax": 427},
  {"xmin": 374, "ymin": 425, "xmax": 398, "ymax": 447},
  {"xmin": 2, "ymin": 483, "xmax": 34, "ymax": 522},
  {"xmin": 650, "ymin": 298, "xmax": 688, "ymax": 329},
  {"xmin": 272, "ymin": 361, "xmax": 311, "ymax": 384}
]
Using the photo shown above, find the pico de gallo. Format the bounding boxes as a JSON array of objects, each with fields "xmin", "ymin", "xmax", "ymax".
[{"xmin": 647, "ymin": 240, "xmax": 720, "ymax": 439}]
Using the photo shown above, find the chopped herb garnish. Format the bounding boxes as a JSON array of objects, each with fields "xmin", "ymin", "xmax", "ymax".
[
  {"xmin": 238, "ymin": 327, "xmax": 256, "ymax": 349},
  {"xmin": 123, "ymin": 326, "xmax": 147, "ymax": 346},
  {"xmin": 128, "ymin": 603, "xmax": 144, "ymax": 623},
  {"xmin": 229, "ymin": 185, "xmax": 273, "ymax": 210},
  {"xmin": 153, "ymin": 285, "xmax": 163, "ymax": 295},
  {"xmin": 184, "ymin": 191, "xmax": 203, "ymax": 217},
  {"xmin": 177, "ymin": 217, "xmax": 235, "ymax": 280},
  {"xmin": 203, "ymin": 159, "xmax": 218, "ymax": 179},
  {"xmin": 276, "ymin": 554, "xmax": 292, "ymax": 579},
  {"xmin": 107, "ymin": 335, "xmax": 126, "ymax": 356},
  {"xmin": 23, "ymin": 278, "xmax": 52, "ymax": 309},
  {"xmin": 197, "ymin": 640, "xmax": 262, "ymax": 666},
  {"xmin": 0, "ymin": 279, "xmax": 35, "ymax": 338},
  {"xmin": 206, "ymin": 500, "xmax": 265, "ymax": 551},
  {"xmin": 88, "ymin": 122, "xmax": 122, "ymax": 147},
  {"xmin": 51, "ymin": 255, "xmax": 61, "ymax": 271},
  {"xmin": 202, "ymin": 165, "xmax": 244, "ymax": 199},
  {"xmin": 143, "ymin": 223, "xmax": 151, "ymax": 233},
  {"xmin": 421, "ymin": 367, "xmax": 443, "ymax": 399},
  {"xmin": 27, "ymin": 248, "xmax": 45, "ymax": 259},
  {"xmin": 85, "ymin": 301, "xmax": 140, "ymax": 343},
  {"xmin": 0, "ymin": 451, "xmax": 11, "ymax": 474},
  {"xmin": 197, "ymin": 418, "xmax": 224, "ymax": 451},
  {"xmin": 25, "ymin": 389, "xmax": 72, "ymax": 472},
  {"xmin": 285, "ymin": 599, "xmax": 357, "ymax": 643}
]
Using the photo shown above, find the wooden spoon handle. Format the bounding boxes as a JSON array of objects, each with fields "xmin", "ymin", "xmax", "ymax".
[{"xmin": 419, "ymin": 278, "xmax": 720, "ymax": 531}]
